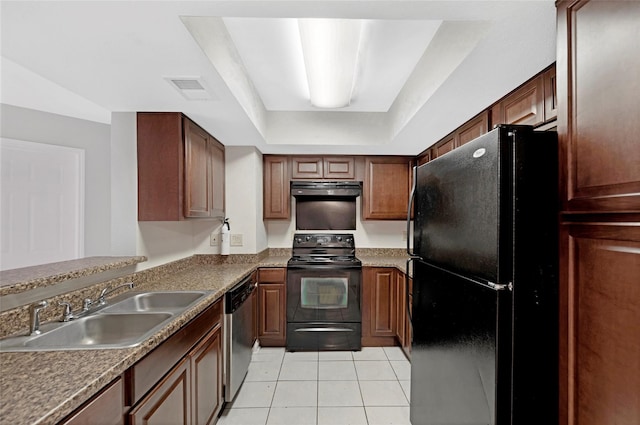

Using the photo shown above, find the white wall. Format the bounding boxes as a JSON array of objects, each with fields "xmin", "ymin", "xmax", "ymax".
[
  {"xmin": 266, "ymin": 198, "xmax": 408, "ymax": 248},
  {"xmin": 194, "ymin": 146, "xmax": 268, "ymax": 255},
  {"xmin": 2, "ymin": 103, "xmax": 405, "ymax": 272},
  {"xmin": 0, "ymin": 104, "xmax": 112, "ymax": 256}
]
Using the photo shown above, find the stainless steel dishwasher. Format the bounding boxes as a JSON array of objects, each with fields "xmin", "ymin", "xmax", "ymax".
[{"xmin": 224, "ymin": 273, "xmax": 256, "ymax": 402}]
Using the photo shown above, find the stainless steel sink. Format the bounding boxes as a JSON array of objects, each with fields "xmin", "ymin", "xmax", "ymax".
[
  {"xmin": 0, "ymin": 290, "xmax": 212, "ymax": 352},
  {"xmin": 101, "ymin": 291, "xmax": 208, "ymax": 313},
  {"xmin": 27, "ymin": 313, "xmax": 172, "ymax": 348}
]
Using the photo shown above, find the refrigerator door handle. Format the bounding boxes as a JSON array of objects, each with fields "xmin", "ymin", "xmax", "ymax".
[
  {"xmin": 488, "ymin": 281, "xmax": 513, "ymax": 291},
  {"xmin": 406, "ymin": 164, "xmax": 418, "ymax": 258}
]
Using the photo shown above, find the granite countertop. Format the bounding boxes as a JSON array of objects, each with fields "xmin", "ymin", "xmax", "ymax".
[
  {"xmin": 358, "ymin": 255, "xmax": 410, "ymax": 274},
  {"xmin": 0, "ymin": 253, "xmax": 405, "ymax": 425},
  {"xmin": 0, "ymin": 256, "xmax": 147, "ymax": 296}
]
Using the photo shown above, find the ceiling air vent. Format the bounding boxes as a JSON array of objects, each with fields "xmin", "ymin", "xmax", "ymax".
[{"xmin": 165, "ymin": 77, "xmax": 217, "ymax": 101}]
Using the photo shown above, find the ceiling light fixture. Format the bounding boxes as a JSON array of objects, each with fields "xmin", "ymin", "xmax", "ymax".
[{"xmin": 298, "ymin": 18, "xmax": 363, "ymax": 109}]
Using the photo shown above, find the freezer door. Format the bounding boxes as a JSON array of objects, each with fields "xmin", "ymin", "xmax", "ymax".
[
  {"xmin": 410, "ymin": 260, "xmax": 512, "ymax": 425},
  {"xmin": 414, "ymin": 127, "xmax": 507, "ymax": 283}
]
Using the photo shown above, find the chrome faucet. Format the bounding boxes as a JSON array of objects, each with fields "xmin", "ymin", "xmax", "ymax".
[
  {"xmin": 58, "ymin": 302, "xmax": 75, "ymax": 322},
  {"xmin": 97, "ymin": 282, "xmax": 134, "ymax": 306},
  {"xmin": 29, "ymin": 301, "xmax": 48, "ymax": 335}
]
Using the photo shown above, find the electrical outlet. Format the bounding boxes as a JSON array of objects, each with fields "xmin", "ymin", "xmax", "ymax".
[
  {"xmin": 402, "ymin": 230, "xmax": 408, "ymax": 241},
  {"xmin": 230, "ymin": 234, "xmax": 243, "ymax": 246},
  {"xmin": 210, "ymin": 231, "xmax": 219, "ymax": 246}
]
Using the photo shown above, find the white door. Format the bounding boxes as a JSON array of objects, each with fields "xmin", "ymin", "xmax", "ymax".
[{"xmin": 1, "ymin": 138, "xmax": 84, "ymax": 270}]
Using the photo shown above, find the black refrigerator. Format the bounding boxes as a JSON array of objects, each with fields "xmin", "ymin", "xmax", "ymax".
[{"xmin": 408, "ymin": 125, "xmax": 558, "ymax": 425}]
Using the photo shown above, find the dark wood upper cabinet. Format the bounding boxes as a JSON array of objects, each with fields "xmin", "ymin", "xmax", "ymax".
[
  {"xmin": 291, "ymin": 155, "xmax": 356, "ymax": 180},
  {"xmin": 429, "ymin": 111, "xmax": 489, "ymax": 160},
  {"xmin": 458, "ymin": 111, "xmax": 489, "ymax": 146},
  {"xmin": 291, "ymin": 156, "xmax": 323, "ymax": 179},
  {"xmin": 323, "ymin": 156, "xmax": 356, "ymax": 179},
  {"xmin": 184, "ymin": 120, "xmax": 212, "ymax": 218},
  {"xmin": 557, "ymin": 1, "xmax": 640, "ymax": 213},
  {"xmin": 557, "ymin": 2, "xmax": 640, "ymax": 425},
  {"xmin": 433, "ymin": 134, "xmax": 455, "ymax": 159},
  {"xmin": 263, "ymin": 155, "xmax": 291, "ymax": 220},
  {"xmin": 362, "ymin": 156, "xmax": 413, "ymax": 220},
  {"xmin": 137, "ymin": 112, "xmax": 224, "ymax": 221},
  {"xmin": 543, "ymin": 66, "xmax": 557, "ymax": 122},
  {"xmin": 492, "ymin": 76, "xmax": 545, "ymax": 127},
  {"xmin": 416, "ymin": 150, "xmax": 432, "ymax": 166}
]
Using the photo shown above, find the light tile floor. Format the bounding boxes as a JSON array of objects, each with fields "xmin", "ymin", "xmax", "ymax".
[{"xmin": 218, "ymin": 346, "xmax": 412, "ymax": 425}]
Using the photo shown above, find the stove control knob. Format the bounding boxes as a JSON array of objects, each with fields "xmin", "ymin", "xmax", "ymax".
[
  {"xmin": 295, "ymin": 237, "xmax": 302, "ymax": 243},
  {"xmin": 336, "ymin": 236, "xmax": 343, "ymax": 242},
  {"xmin": 305, "ymin": 235, "xmax": 311, "ymax": 242}
]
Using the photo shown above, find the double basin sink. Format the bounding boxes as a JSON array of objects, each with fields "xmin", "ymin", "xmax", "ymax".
[{"xmin": 0, "ymin": 291, "xmax": 212, "ymax": 352}]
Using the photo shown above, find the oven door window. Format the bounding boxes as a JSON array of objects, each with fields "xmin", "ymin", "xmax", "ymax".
[{"xmin": 301, "ymin": 277, "xmax": 348, "ymax": 309}]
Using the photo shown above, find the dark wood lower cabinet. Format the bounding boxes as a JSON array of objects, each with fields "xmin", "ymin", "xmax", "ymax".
[
  {"xmin": 395, "ymin": 271, "xmax": 407, "ymax": 349},
  {"xmin": 362, "ymin": 267, "xmax": 412, "ymax": 355},
  {"xmin": 128, "ymin": 300, "xmax": 224, "ymax": 425},
  {"xmin": 129, "ymin": 358, "xmax": 191, "ymax": 425},
  {"xmin": 191, "ymin": 327, "xmax": 223, "ymax": 425},
  {"xmin": 58, "ymin": 377, "xmax": 124, "ymax": 425},
  {"xmin": 362, "ymin": 267, "xmax": 397, "ymax": 346},
  {"xmin": 257, "ymin": 268, "xmax": 287, "ymax": 347},
  {"xmin": 559, "ymin": 221, "xmax": 640, "ymax": 425}
]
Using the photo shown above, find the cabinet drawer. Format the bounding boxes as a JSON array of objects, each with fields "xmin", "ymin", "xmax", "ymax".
[
  {"xmin": 58, "ymin": 377, "xmax": 124, "ymax": 425},
  {"xmin": 258, "ymin": 268, "xmax": 286, "ymax": 283},
  {"xmin": 128, "ymin": 299, "xmax": 222, "ymax": 405}
]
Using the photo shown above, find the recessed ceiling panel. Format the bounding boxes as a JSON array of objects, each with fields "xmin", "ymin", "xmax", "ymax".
[{"xmin": 223, "ymin": 18, "xmax": 441, "ymax": 112}]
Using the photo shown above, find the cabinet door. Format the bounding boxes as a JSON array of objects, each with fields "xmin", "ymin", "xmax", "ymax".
[
  {"xmin": 129, "ymin": 358, "xmax": 190, "ymax": 425},
  {"xmin": 559, "ymin": 222, "xmax": 640, "ymax": 425},
  {"xmin": 403, "ymin": 277, "xmax": 413, "ymax": 359},
  {"xmin": 458, "ymin": 111, "xmax": 489, "ymax": 146},
  {"xmin": 191, "ymin": 326, "xmax": 223, "ymax": 425},
  {"xmin": 395, "ymin": 271, "xmax": 406, "ymax": 347},
  {"xmin": 323, "ymin": 156, "xmax": 355, "ymax": 180},
  {"xmin": 362, "ymin": 157, "xmax": 412, "ymax": 220},
  {"xmin": 557, "ymin": 0, "xmax": 640, "ymax": 212},
  {"xmin": 291, "ymin": 157, "xmax": 323, "ymax": 179},
  {"xmin": 496, "ymin": 76, "xmax": 545, "ymax": 127},
  {"xmin": 137, "ymin": 113, "xmax": 184, "ymax": 221},
  {"xmin": 59, "ymin": 377, "xmax": 124, "ymax": 425},
  {"xmin": 258, "ymin": 280, "xmax": 286, "ymax": 347},
  {"xmin": 417, "ymin": 150, "xmax": 432, "ymax": 166},
  {"xmin": 251, "ymin": 286, "xmax": 258, "ymax": 346},
  {"xmin": 433, "ymin": 135, "xmax": 455, "ymax": 158},
  {"xmin": 210, "ymin": 138, "xmax": 225, "ymax": 218},
  {"xmin": 543, "ymin": 65, "xmax": 557, "ymax": 122},
  {"xmin": 184, "ymin": 119, "xmax": 212, "ymax": 218},
  {"xmin": 263, "ymin": 156, "xmax": 290, "ymax": 219},
  {"xmin": 362, "ymin": 268, "xmax": 397, "ymax": 346}
]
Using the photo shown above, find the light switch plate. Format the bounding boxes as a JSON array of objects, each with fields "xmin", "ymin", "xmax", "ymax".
[{"xmin": 230, "ymin": 234, "xmax": 243, "ymax": 246}]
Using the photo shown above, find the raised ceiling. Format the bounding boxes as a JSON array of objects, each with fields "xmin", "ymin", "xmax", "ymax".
[{"xmin": 0, "ymin": 1, "xmax": 557, "ymax": 155}]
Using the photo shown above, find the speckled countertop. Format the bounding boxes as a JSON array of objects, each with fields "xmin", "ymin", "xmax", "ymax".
[
  {"xmin": 0, "ymin": 256, "xmax": 147, "ymax": 296},
  {"xmin": 0, "ymin": 253, "xmax": 406, "ymax": 425}
]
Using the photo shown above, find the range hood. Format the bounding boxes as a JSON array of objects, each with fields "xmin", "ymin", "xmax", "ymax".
[{"xmin": 291, "ymin": 181, "xmax": 362, "ymax": 198}]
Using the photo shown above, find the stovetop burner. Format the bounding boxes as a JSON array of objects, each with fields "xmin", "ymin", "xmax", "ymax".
[{"xmin": 289, "ymin": 233, "xmax": 359, "ymax": 266}]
